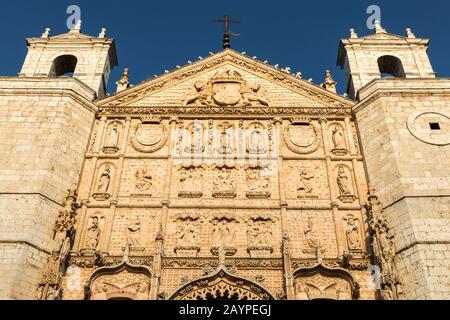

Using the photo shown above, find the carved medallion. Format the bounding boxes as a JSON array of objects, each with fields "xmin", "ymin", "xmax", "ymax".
[
  {"xmin": 284, "ymin": 120, "xmax": 322, "ymax": 154},
  {"xmin": 130, "ymin": 118, "xmax": 168, "ymax": 153},
  {"xmin": 407, "ymin": 111, "xmax": 450, "ymax": 146}
]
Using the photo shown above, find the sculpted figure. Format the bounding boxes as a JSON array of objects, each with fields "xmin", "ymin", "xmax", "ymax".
[
  {"xmin": 86, "ymin": 217, "xmax": 101, "ymax": 249},
  {"xmin": 337, "ymin": 166, "xmax": 352, "ymax": 196},
  {"xmin": 214, "ymin": 168, "xmax": 235, "ymax": 191},
  {"xmin": 107, "ymin": 123, "xmax": 120, "ymax": 147},
  {"xmin": 345, "ymin": 217, "xmax": 361, "ymax": 250},
  {"xmin": 304, "ymin": 217, "xmax": 320, "ymax": 249},
  {"xmin": 97, "ymin": 166, "xmax": 111, "ymax": 194},
  {"xmin": 177, "ymin": 220, "xmax": 198, "ymax": 246},
  {"xmin": 179, "ymin": 168, "xmax": 202, "ymax": 192},
  {"xmin": 127, "ymin": 219, "xmax": 143, "ymax": 247},
  {"xmin": 184, "ymin": 81, "xmax": 213, "ymax": 106},
  {"xmin": 332, "ymin": 126, "xmax": 344, "ymax": 150},
  {"xmin": 247, "ymin": 169, "xmax": 270, "ymax": 192},
  {"xmin": 242, "ymin": 84, "xmax": 270, "ymax": 106},
  {"xmin": 297, "ymin": 170, "xmax": 314, "ymax": 196},
  {"xmin": 135, "ymin": 168, "xmax": 152, "ymax": 192}
]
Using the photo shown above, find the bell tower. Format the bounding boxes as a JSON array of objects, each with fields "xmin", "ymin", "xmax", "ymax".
[
  {"xmin": 19, "ymin": 22, "xmax": 118, "ymax": 98},
  {"xmin": 337, "ymin": 21, "xmax": 435, "ymax": 99},
  {"xmin": 0, "ymin": 23, "xmax": 119, "ymax": 299},
  {"xmin": 340, "ymin": 23, "xmax": 450, "ymax": 300}
]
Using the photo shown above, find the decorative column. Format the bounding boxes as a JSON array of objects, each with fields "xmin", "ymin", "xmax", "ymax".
[
  {"xmin": 274, "ymin": 118, "xmax": 288, "ymax": 232},
  {"xmin": 319, "ymin": 117, "xmax": 342, "ymax": 254}
]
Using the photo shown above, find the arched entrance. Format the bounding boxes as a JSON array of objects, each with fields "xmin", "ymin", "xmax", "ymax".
[{"xmin": 169, "ymin": 267, "xmax": 275, "ymax": 300}]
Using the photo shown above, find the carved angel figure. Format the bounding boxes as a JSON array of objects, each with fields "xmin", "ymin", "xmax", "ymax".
[
  {"xmin": 97, "ymin": 166, "xmax": 111, "ymax": 194},
  {"xmin": 337, "ymin": 166, "xmax": 352, "ymax": 196}
]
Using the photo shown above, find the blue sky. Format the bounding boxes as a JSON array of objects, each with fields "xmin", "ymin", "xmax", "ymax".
[{"xmin": 0, "ymin": 0, "xmax": 448, "ymax": 93}]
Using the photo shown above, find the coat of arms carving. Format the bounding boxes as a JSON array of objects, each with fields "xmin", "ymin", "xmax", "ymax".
[
  {"xmin": 130, "ymin": 118, "xmax": 169, "ymax": 153},
  {"xmin": 184, "ymin": 69, "xmax": 270, "ymax": 107},
  {"xmin": 283, "ymin": 120, "xmax": 322, "ymax": 154}
]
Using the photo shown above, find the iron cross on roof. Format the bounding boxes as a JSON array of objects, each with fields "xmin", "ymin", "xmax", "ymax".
[{"xmin": 212, "ymin": 14, "xmax": 240, "ymax": 49}]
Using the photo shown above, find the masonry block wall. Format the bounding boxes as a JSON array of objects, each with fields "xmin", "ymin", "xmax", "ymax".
[
  {"xmin": 0, "ymin": 77, "xmax": 97, "ymax": 299},
  {"xmin": 354, "ymin": 78, "xmax": 450, "ymax": 299}
]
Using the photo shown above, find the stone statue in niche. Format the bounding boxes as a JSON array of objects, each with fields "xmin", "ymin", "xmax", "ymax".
[
  {"xmin": 185, "ymin": 122, "xmax": 204, "ymax": 154},
  {"xmin": 132, "ymin": 167, "xmax": 152, "ymax": 197},
  {"xmin": 248, "ymin": 124, "xmax": 267, "ymax": 154},
  {"xmin": 86, "ymin": 217, "xmax": 101, "ymax": 250},
  {"xmin": 178, "ymin": 167, "xmax": 203, "ymax": 198},
  {"xmin": 331, "ymin": 126, "xmax": 348, "ymax": 156},
  {"xmin": 53, "ymin": 196, "xmax": 77, "ymax": 261},
  {"xmin": 213, "ymin": 168, "xmax": 236, "ymax": 198},
  {"xmin": 297, "ymin": 170, "xmax": 317, "ymax": 199},
  {"xmin": 93, "ymin": 165, "xmax": 112, "ymax": 201},
  {"xmin": 211, "ymin": 219, "xmax": 237, "ymax": 256},
  {"xmin": 337, "ymin": 166, "xmax": 356, "ymax": 203},
  {"xmin": 217, "ymin": 123, "xmax": 233, "ymax": 155},
  {"xmin": 246, "ymin": 168, "xmax": 271, "ymax": 199},
  {"xmin": 103, "ymin": 122, "xmax": 120, "ymax": 154},
  {"xmin": 127, "ymin": 218, "xmax": 144, "ymax": 250},
  {"xmin": 302, "ymin": 217, "xmax": 325, "ymax": 254},
  {"xmin": 345, "ymin": 217, "xmax": 362, "ymax": 252}
]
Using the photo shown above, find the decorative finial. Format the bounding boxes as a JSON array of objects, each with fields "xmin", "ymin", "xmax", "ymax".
[
  {"xmin": 374, "ymin": 20, "xmax": 386, "ymax": 34},
  {"xmin": 41, "ymin": 28, "xmax": 51, "ymax": 38},
  {"xmin": 322, "ymin": 69, "xmax": 337, "ymax": 93},
  {"xmin": 349, "ymin": 28, "xmax": 358, "ymax": 39},
  {"xmin": 116, "ymin": 68, "xmax": 130, "ymax": 93},
  {"xmin": 405, "ymin": 28, "xmax": 416, "ymax": 39},
  {"xmin": 295, "ymin": 72, "xmax": 302, "ymax": 79},
  {"xmin": 72, "ymin": 20, "xmax": 82, "ymax": 33},
  {"xmin": 212, "ymin": 14, "xmax": 240, "ymax": 49},
  {"xmin": 98, "ymin": 28, "xmax": 107, "ymax": 38},
  {"xmin": 282, "ymin": 66, "xmax": 292, "ymax": 74}
]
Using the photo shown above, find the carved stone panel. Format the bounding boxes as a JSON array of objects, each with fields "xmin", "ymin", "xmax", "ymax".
[
  {"xmin": 90, "ymin": 270, "xmax": 150, "ymax": 300},
  {"xmin": 283, "ymin": 120, "xmax": 322, "ymax": 154}
]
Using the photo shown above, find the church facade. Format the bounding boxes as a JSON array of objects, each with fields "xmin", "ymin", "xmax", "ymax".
[{"xmin": 0, "ymin": 21, "xmax": 449, "ymax": 300}]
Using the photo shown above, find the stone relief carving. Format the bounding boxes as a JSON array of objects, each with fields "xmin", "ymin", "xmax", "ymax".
[
  {"xmin": 184, "ymin": 121, "xmax": 205, "ymax": 154},
  {"xmin": 344, "ymin": 215, "xmax": 362, "ymax": 254},
  {"xmin": 336, "ymin": 166, "xmax": 357, "ymax": 203},
  {"xmin": 103, "ymin": 122, "xmax": 120, "ymax": 154},
  {"xmin": 295, "ymin": 274, "xmax": 352, "ymax": 300},
  {"xmin": 126, "ymin": 217, "xmax": 144, "ymax": 251},
  {"xmin": 93, "ymin": 165, "xmax": 112, "ymax": 201},
  {"xmin": 37, "ymin": 190, "xmax": 79, "ymax": 300},
  {"xmin": 178, "ymin": 166, "xmax": 203, "ymax": 198},
  {"xmin": 297, "ymin": 169, "xmax": 317, "ymax": 199},
  {"xmin": 132, "ymin": 167, "xmax": 152, "ymax": 197},
  {"xmin": 211, "ymin": 216, "xmax": 237, "ymax": 256},
  {"xmin": 247, "ymin": 123, "xmax": 267, "ymax": 154},
  {"xmin": 246, "ymin": 216, "xmax": 275, "ymax": 258},
  {"xmin": 283, "ymin": 120, "xmax": 322, "ymax": 154},
  {"xmin": 368, "ymin": 188, "xmax": 403, "ymax": 300},
  {"xmin": 85, "ymin": 216, "xmax": 101, "ymax": 251},
  {"xmin": 245, "ymin": 165, "xmax": 271, "ymax": 199},
  {"xmin": 302, "ymin": 217, "xmax": 325, "ymax": 254},
  {"xmin": 130, "ymin": 118, "xmax": 169, "ymax": 153},
  {"xmin": 184, "ymin": 69, "xmax": 270, "ymax": 108},
  {"xmin": 216, "ymin": 122, "xmax": 234, "ymax": 155},
  {"xmin": 175, "ymin": 214, "xmax": 201, "ymax": 257},
  {"xmin": 90, "ymin": 271, "xmax": 150, "ymax": 300},
  {"xmin": 331, "ymin": 125, "xmax": 348, "ymax": 156},
  {"xmin": 213, "ymin": 167, "xmax": 236, "ymax": 198}
]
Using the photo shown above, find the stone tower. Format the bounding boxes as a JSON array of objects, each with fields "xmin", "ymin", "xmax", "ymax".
[
  {"xmin": 338, "ymin": 22, "xmax": 450, "ymax": 299},
  {"xmin": 0, "ymin": 23, "xmax": 117, "ymax": 299}
]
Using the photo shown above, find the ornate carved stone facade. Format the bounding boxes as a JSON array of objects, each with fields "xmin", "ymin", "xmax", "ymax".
[{"xmin": 0, "ymin": 21, "xmax": 449, "ymax": 301}]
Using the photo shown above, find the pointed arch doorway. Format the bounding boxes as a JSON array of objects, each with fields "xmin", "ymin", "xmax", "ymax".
[{"xmin": 168, "ymin": 267, "xmax": 276, "ymax": 301}]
